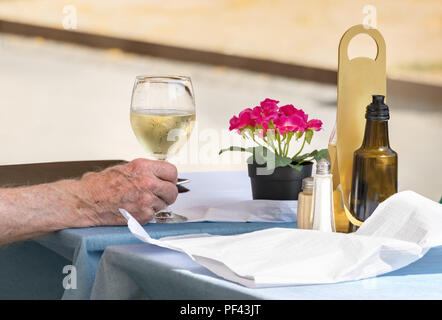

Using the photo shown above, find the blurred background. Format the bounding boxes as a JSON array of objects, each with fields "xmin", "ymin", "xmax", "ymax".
[{"xmin": 0, "ymin": 0, "xmax": 440, "ymax": 200}]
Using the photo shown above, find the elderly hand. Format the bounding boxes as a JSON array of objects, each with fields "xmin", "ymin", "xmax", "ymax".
[{"xmin": 78, "ymin": 158, "xmax": 178, "ymax": 226}]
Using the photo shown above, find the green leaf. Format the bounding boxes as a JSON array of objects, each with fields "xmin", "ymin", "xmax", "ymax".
[
  {"xmin": 288, "ymin": 163, "xmax": 303, "ymax": 171},
  {"xmin": 292, "ymin": 149, "xmax": 319, "ymax": 162},
  {"xmin": 314, "ymin": 149, "xmax": 329, "ymax": 162},
  {"xmin": 221, "ymin": 145, "xmax": 295, "ymax": 169},
  {"xmin": 292, "ymin": 152, "xmax": 313, "ymax": 163},
  {"xmin": 218, "ymin": 146, "xmax": 247, "ymax": 155},
  {"xmin": 305, "ymin": 129, "xmax": 313, "ymax": 144},
  {"xmin": 275, "ymin": 154, "xmax": 293, "ymax": 168},
  {"xmin": 247, "ymin": 146, "xmax": 292, "ymax": 169}
]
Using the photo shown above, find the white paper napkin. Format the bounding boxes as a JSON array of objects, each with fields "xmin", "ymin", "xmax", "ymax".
[
  {"xmin": 174, "ymin": 200, "xmax": 298, "ymax": 222},
  {"xmin": 119, "ymin": 191, "xmax": 442, "ymax": 288}
]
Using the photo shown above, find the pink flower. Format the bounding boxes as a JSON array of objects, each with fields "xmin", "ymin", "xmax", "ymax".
[
  {"xmin": 250, "ymin": 100, "xmax": 279, "ymax": 131},
  {"xmin": 251, "ymin": 106, "xmax": 264, "ymax": 120},
  {"xmin": 229, "ymin": 116, "xmax": 240, "ymax": 131},
  {"xmin": 306, "ymin": 119, "xmax": 323, "ymax": 131},
  {"xmin": 274, "ymin": 113, "xmax": 307, "ymax": 135},
  {"xmin": 274, "ymin": 118, "xmax": 290, "ymax": 135},
  {"xmin": 274, "ymin": 105, "xmax": 308, "ymax": 135},
  {"xmin": 279, "ymin": 104, "xmax": 308, "ymax": 122},
  {"xmin": 250, "ymin": 107, "xmax": 270, "ymax": 129},
  {"xmin": 224, "ymin": 99, "xmax": 325, "ymax": 160},
  {"xmin": 260, "ymin": 98, "xmax": 279, "ymax": 115},
  {"xmin": 229, "ymin": 108, "xmax": 255, "ymax": 131},
  {"xmin": 229, "ymin": 99, "xmax": 322, "ymax": 137}
]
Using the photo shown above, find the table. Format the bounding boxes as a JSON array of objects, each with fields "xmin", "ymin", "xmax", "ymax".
[
  {"xmin": 0, "ymin": 171, "xmax": 296, "ymax": 299},
  {"xmin": 91, "ymin": 243, "xmax": 442, "ymax": 300},
  {"xmin": 89, "ymin": 172, "xmax": 442, "ymax": 300}
]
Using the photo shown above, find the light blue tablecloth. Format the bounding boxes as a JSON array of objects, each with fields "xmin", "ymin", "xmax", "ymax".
[
  {"xmin": 91, "ymin": 242, "xmax": 442, "ymax": 300},
  {"xmin": 0, "ymin": 171, "xmax": 298, "ymax": 299}
]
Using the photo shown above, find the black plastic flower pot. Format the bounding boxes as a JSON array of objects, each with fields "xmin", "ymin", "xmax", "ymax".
[{"xmin": 247, "ymin": 162, "xmax": 313, "ymax": 200}]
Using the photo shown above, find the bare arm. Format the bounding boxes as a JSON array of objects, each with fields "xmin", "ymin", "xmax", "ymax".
[{"xmin": 0, "ymin": 158, "xmax": 178, "ymax": 245}]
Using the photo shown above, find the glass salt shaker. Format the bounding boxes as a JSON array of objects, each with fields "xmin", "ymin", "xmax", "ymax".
[{"xmin": 311, "ymin": 159, "xmax": 336, "ymax": 232}]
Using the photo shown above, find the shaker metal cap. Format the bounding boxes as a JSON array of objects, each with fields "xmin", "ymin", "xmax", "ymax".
[
  {"xmin": 316, "ymin": 158, "xmax": 331, "ymax": 175},
  {"xmin": 302, "ymin": 177, "xmax": 314, "ymax": 190}
]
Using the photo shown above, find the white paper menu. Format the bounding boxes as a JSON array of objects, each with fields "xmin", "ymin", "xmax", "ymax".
[{"xmin": 120, "ymin": 191, "xmax": 442, "ymax": 288}]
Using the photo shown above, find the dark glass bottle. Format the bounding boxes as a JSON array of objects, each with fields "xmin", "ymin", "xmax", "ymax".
[{"xmin": 349, "ymin": 95, "xmax": 398, "ymax": 232}]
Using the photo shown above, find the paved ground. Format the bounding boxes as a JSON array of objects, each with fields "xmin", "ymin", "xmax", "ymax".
[
  {"xmin": 0, "ymin": 0, "xmax": 441, "ymax": 85},
  {"xmin": 0, "ymin": 34, "xmax": 440, "ymax": 201}
]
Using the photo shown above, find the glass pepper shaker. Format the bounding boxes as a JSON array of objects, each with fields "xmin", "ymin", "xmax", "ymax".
[{"xmin": 297, "ymin": 177, "xmax": 314, "ymax": 229}]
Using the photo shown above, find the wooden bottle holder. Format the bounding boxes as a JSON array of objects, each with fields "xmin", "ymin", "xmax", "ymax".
[{"xmin": 330, "ymin": 24, "xmax": 387, "ymax": 230}]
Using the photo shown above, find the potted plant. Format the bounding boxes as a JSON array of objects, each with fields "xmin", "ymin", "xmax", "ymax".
[{"xmin": 220, "ymin": 98, "xmax": 327, "ymax": 200}]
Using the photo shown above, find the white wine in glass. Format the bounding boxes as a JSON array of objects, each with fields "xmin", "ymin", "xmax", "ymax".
[
  {"xmin": 130, "ymin": 76, "xmax": 196, "ymax": 223},
  {"xmin": 130, "ymin": 109, "xmax": 195, "ymax": 161}
]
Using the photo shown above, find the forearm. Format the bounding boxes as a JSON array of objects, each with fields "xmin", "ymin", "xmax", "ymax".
[
  {"xmin": 0, "ymin": 179, "xmax": 96, "ymax": 245},
  {"xmin": 0, "ymin": 159, "xmax": 178, "ymax": 245}
]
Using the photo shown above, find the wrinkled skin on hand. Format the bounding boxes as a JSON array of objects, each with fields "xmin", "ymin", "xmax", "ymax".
[{"xmin": 78, "ymin": 158, "xmax": 178, "ymax": 226}]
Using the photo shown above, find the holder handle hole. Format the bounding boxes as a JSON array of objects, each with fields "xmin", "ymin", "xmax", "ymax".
[{"xmin": 347, "ymin": 33, "xmax": 378, "ymax": 61}]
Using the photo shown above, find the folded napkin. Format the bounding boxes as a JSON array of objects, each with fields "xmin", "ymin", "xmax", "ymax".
[
  {"xmin": 174, "ymin": 200, "xmax": 298, "ymax": 222},
  {"xmin": 120, "ymin": 191, "xmax": 442, "ymax": 288}
]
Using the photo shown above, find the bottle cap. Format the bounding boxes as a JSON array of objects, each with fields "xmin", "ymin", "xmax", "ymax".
[
  {"xmin": 302, "ymin": 177, "xmax": 314, "ymax": 190},
  {"xmin": 366, "ymin": 95, "xmax": 390, "ymax": 121},
  {"xmin": 316, "ymin": 158, "xmax": 331, "ymax": 175}
]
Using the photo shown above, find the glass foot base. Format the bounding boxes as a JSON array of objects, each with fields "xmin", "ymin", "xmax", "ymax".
[{"xmin": 154, "ymin": 211, "xmax": 188, "ymax": 223}]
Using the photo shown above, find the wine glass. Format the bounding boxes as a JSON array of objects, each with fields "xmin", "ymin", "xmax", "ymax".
[{"xmin": 130, "ymin": 75, "xmax": 196, "ymax": 223}]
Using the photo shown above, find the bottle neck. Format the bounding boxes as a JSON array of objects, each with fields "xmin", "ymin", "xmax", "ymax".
[{"xmin": 362, "ymin": 119, "xmax": 390, "ymax": 148}]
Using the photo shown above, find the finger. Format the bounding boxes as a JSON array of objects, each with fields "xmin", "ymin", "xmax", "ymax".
[
  {"xmin": 121, "ymin": 200, "xmax": 155, "ymax": 225},
  {"xmin": 149, "ymin": 160, "xmax": 178, "ymax": 183},
  {"xmin": 132, "ymin": 206, "xmax": 155, "ymax": 225},
  {"xmin": 138, "ymin": 191, "xmax": 167, "ymax": 213},
  {"xmin": 149, "ymin": 195, "xmax": 168, "ymax": 213},
  {"xmin": 153, "ymin": 181, "xmax": 179, "ymax": 205}
]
